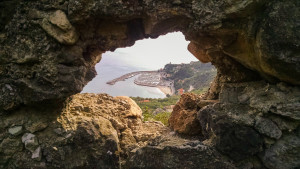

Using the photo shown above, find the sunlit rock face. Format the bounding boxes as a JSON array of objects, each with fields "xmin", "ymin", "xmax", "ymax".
[
  {"xmin": 0, "ymin": 0, "xmax": 299, "ymax": 111},
  {"xmin": 0, "ymin": 0, "xmax": 299, "ymax": 169},
  {"xmin": 0, "ymin": 93, "xmax": 168, "ymax": 168}
]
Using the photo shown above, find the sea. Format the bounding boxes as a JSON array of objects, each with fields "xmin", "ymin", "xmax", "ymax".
[
  {"xmin": 81, "ymin": 32, "xmax": 198, "ymax": 98},
  {"xmin": 81, "ymin": 52, "xmax": 167, "ymax": 98}
]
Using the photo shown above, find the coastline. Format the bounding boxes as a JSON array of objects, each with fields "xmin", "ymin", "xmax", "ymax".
[
  {"xmin": 157, "ymin": 86, "xmax": 173, "ymax": 96},
  {"xmin": 107, "ymin": 70, "xmax": 175, "ymax": 97},
  {"xmin": 106, "ymin": 71, "xmax": 158, "ymax": 85}
]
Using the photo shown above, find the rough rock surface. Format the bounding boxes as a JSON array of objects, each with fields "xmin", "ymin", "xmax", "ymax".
[
  {"xmin": 169, "ymin": 93, "xmax": 218, "ymax": 135},
  {"xmin": 126, "ymin": 133, "xmax": 236, "ymax": 169},
  {"xmin": 195, "ymin": 81, "xmax": 300, "ymax": 168},
  {"xmin": 168, "ymin": 93, "xmax": 201, "ymax": 135},
  {"xmin": 0, "ymin": 93, "xmax": 168, "ymax": 168},
  {"xmin": 0, "ymin": 0, "xmax": 299, "ymax": 111},
  {"xmin": 0, "ymin": 0, "xmax": 299, "ymax": 168}
]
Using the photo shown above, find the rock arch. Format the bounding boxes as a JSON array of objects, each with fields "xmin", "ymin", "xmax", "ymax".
[
  {"xmin": 0, "ymin": 0, "xmax": 299, "ymax": 168},
  {"xmin": 0, "ymin": 0, "xmax": 299, "ymax": 111}
]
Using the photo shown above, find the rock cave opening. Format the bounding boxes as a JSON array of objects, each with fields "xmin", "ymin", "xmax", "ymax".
[
  {"xmin": 80, "ymin": 30, "xmax": 217, "ymax": 131},
  {"xmin": 81, "ymin": 31, "xmax": 216, "ymax": 98},
  {"xmin": 0, "ymin": 0, "xmax": 299, "ymax": 168}
]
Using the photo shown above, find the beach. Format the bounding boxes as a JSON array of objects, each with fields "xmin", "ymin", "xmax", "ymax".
[
  {"xmin": 157, "ymin": 86, "xmax": 173, "ymax": 95},
  {"xmin": 106, "ymin": 71, "xmax": 175, "ymax": 97}
]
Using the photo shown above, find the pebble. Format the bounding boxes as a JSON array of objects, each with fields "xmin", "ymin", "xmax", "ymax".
[{"xmin": 8, "ymin": 126, "xmax": 23, "ymax": 136}]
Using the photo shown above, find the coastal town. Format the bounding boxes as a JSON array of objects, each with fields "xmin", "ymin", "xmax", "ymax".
[{"xmin": 106, "ymin": 70, "xmax": 176, "ymax": 95}]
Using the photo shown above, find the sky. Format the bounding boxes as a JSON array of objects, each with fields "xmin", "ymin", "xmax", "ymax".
[{"xmin": 102, "ymin": 31, "xmax": 198, "ymax": 70}]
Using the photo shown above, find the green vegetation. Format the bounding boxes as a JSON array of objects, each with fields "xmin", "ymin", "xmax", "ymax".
[
  {"xmin": 190, "ymin": 87, "xmax": 209, "ymax": 95},
  {"xmin": 143, "ymin": 111, "xmax": 172, "ymax": 126},
  {"xmin": 131, "ymin": 89, "xmax": 208, "ymax": 125},
  {"xmin": 131, "ymin": 95, "xmax": 180, "ymax": 125},
  {"xmin": 132, "ymin": 95, "xmax": 180, "ymax": 111},
  {"xmin": 131, "ymin": 61, "xmax": 216, "ymax": 125}
]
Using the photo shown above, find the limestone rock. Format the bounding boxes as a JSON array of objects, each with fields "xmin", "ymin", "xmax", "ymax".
[
  {"xmin": 169, "ymin": 93, "xmax": 201, "ymax": 135},
  {"xmin": 0, "ymin": 86, "xmax": 299, "ymax": 168},
  {"xmin": 269, "ymin": 115, "xmax": 299, "ymax": 132},
  {"xmin": 219, "ymin": 81, "xmax": 300, "ymax": 120},
  {"xmin": 0, "ymin": 0, "xmax": 299, "ymax": 168},
  {"xmin": 22, "ymin": 133, "xmax": 39, "ymax": 152},
  {"xmin": 188, "ymin": 41, "xmax": 211, "ymax": 63},
  {"xmin": 26, "ymin": 121, "xmax": 48, "ymax": 133},
  {"xmin": 198, "ymin": 105, "xmax": 263, "ymax": 161},
  {"xmin": 134, "ymin": 121, "xmax": 169, "ymax": 143},
  {"xmin": 8, "ymin": 125, "xmax": 22, "ymax": 136},
  {"xmin": 31, "ymin": 146, "xmax": 42, "ymax": 161},
  {"xmin": 254, "ymin": 117, "xmax": 282, "ymax": 139},
  {"xmin": 196, "ymin": 81, "xmax": 300, "ymax": 167},
  {"xmin": 126, "ymin": 134, "xmax": 236, "ymax": 169},
  {"xmin": 261, "ymin": 134, "xmax": 300, "ymax": 169},
  {"xmin": 0, "ymin": 93, "xmax": 169, "ymax": 168},
  {"xmin": 0, "ymin": 0, "xmax": 299, "ymax": 112},
  {"xmin": 40, "ymin": 10, "xmax": 78, "ymax": 45},
  {"xmin": 169, "ymin": 93, "xmax": 220, "ymax": 136},
  {"xmin": 120, "ymin": 128, "xmax": 136, "ymax": 149},
  {"xmin": 115, "ymin": 96, "xmax": 142, "ymax": 118},
  {"xmin": 214, "ymin": 118, "xmax": 263, "ymax": 161}
]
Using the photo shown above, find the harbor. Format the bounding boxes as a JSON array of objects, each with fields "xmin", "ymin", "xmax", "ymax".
[
  {"xmin": 106, "ymin": 70, "xmax": 175, "ymax": 95},
  {"xmin": 106, "ymin": 71, "xmax": 158, "ymax": 85}
]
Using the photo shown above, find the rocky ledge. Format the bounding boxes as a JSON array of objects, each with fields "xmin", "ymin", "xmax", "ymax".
[
  {"xmin": 0, "ymin": 94, "xmax": 169, "ymax": 168},
  {"xmin": 1, "ymin": 80, "xmax": 299, "ymax": 169},
  {"xmin": 169, "ymin": 81, "xmax": 300, "ymax": 169}
]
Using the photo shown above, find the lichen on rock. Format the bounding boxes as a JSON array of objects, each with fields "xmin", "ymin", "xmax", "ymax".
[{"xmin": 40, "ymin": 10, "xmax": 79, "ymax": 45}]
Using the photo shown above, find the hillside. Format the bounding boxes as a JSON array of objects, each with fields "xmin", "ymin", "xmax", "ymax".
[
  {"xmin": 162, "ymin": 61, "xmax": 217, "ymax": 92},
  {"xmin": 131, "ymin": 61, "xmax": 216, "ymax": 125},
  {"xmin": 131, "ymin": 95, "xmax": 180, "ymax": 125}
]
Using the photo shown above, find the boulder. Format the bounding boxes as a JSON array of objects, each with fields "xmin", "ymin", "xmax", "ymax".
[
  {"xmin": 114, "ymin": 96, "xmax": 143, "ymax": 118},
  {"xmin": 198, "ymin": 106, "xmax": 263, "ymax": 161},
  {"xmin": 169, "ymin": 93, "xmax": 201, "ymax": 135},
  {"xmin": 8, "ymin": 126, "xmax": 22, "ymax": 136},
  {"xmin": 261, "ymin": 134, "xmax": 300, "ymax": 169},
  {"xmin": 196, "ymin": 81, "xmax": 300, "ymax": 167},
  {"xmin": 0, "ymin": 93, "xmax": 168, "ymax": 168},
  {"xmin": 22, "ymin": 133, "xmax": 39, "ymax": 152}
]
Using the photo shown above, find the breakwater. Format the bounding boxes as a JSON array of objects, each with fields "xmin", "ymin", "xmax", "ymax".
[{"xmin": 106, "ymin": 71, "xmax": 158, "ymax": 85}]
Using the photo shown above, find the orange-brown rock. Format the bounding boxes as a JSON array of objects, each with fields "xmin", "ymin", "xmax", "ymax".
[
  {"xmin": 169, "ymin": 93, "xmax": 201, "ymax": 135},
  {"xmin": 114, "ymin": 96, "xmax": 142, "ymax": 118},
  {"xmin": 188, "ymin": 41, "xmax": 212, "ymax": 63}
]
